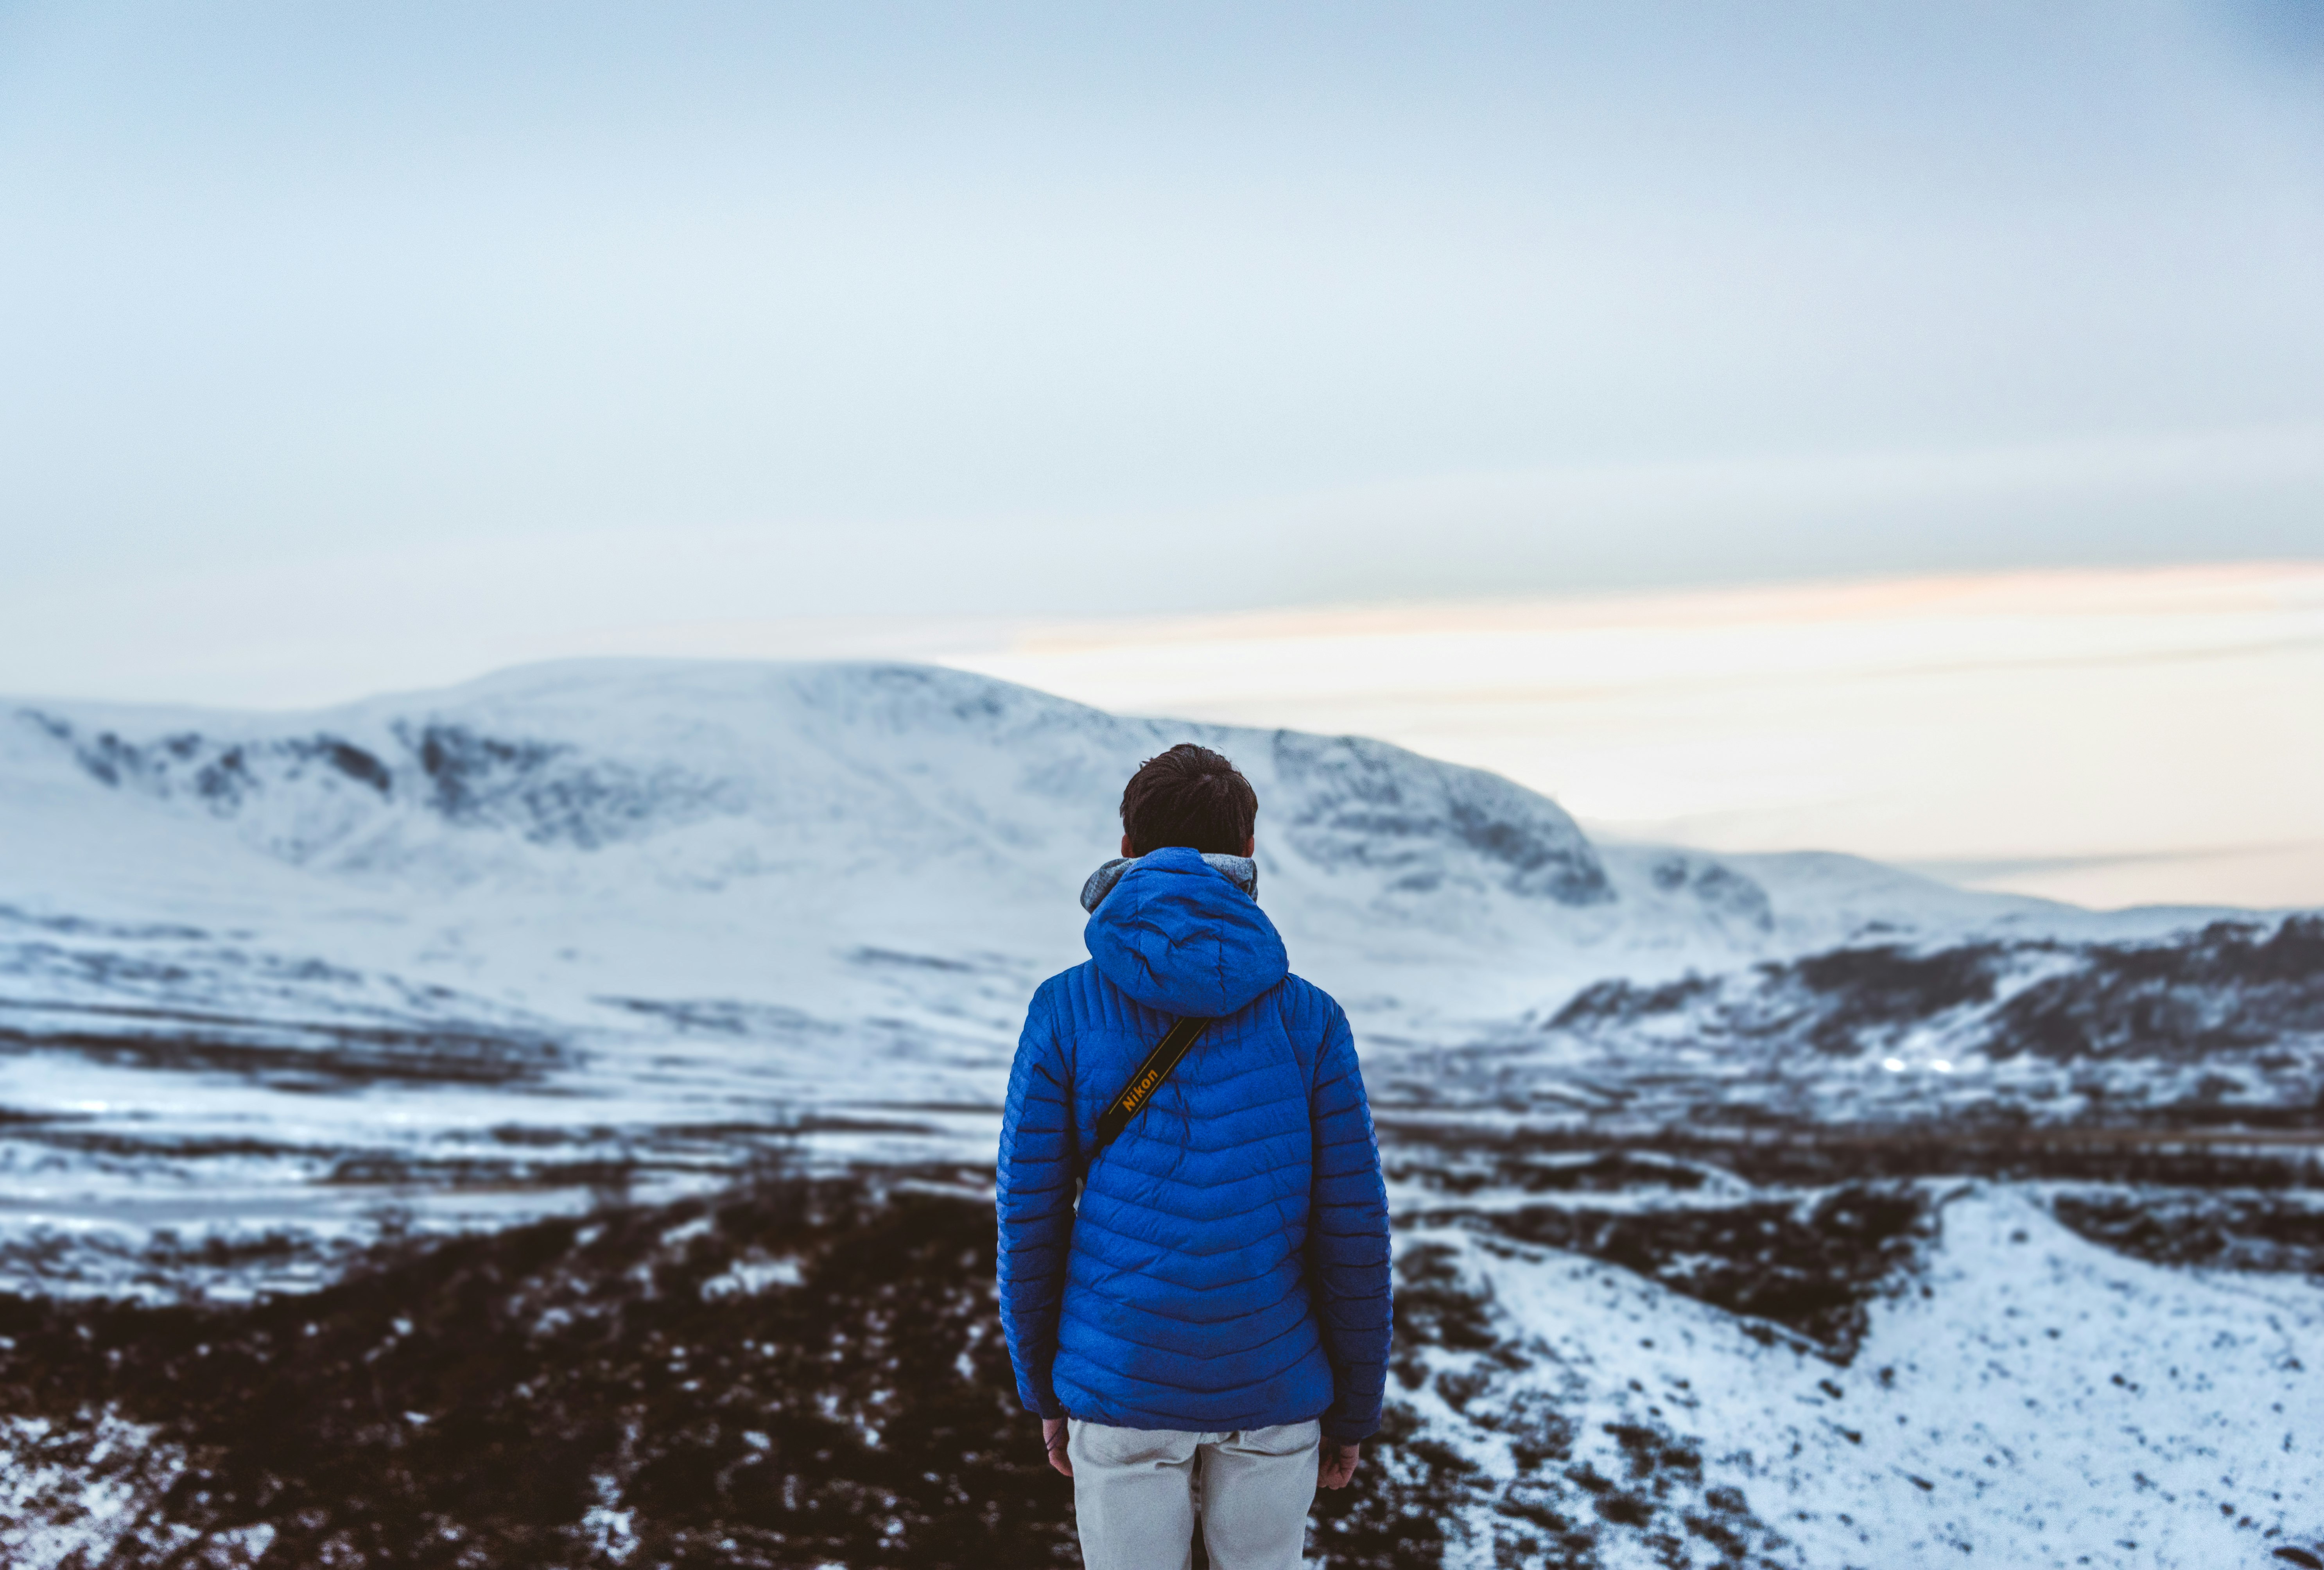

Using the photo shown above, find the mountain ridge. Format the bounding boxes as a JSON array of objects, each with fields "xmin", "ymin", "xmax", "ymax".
[{"xmin": 0, "ymin": 656, "xmax": 2288, "ymax": 1275}]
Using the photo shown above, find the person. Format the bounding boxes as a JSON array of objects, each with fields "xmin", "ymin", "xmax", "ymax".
[{"xmin": 995, "ymin": 743, "xmax": 1393, "ymax": 1570}]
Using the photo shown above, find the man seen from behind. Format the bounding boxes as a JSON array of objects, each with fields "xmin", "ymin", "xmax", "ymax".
[{"xmin": 996, "ymin": 744, "xmax": 1394, "ymax": 1570}]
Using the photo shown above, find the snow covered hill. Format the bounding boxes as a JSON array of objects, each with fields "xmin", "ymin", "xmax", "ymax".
[
  {"xmin": 0, "ymin": 656, "xmax": 2142, "ymax": 1023},
  {"xmin": 0, "ymin": 656, "xmax": 2016, "ymax": 1114},
  {"xmin": 1, "ymin": 658, "xmax": 1730, "ymax": 1021},
  {"xmin": 0, "ymin": 659, "xmax": 2290, "ymax": 1262}
]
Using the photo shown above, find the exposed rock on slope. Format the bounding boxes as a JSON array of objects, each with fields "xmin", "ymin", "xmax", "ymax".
[
  {"xmin": 1524, "ymin": 915, "xmax": 2324, "ymax": 1127},
  {"xmin": 1270, "ymin": 730, "xmax": 1609, "ymax": 905}
]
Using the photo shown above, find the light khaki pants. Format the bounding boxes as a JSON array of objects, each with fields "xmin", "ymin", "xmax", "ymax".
[{"xmin": 1068, "ymin": 1418, "xmax": 1322, "ymax": 1570}]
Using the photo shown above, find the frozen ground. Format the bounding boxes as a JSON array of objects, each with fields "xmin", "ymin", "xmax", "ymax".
[
  {"xmin": 1391, "ymin": 1170, "xmax": 2324, "ymax": 1566},
  {"xmin": 1, "ymin": 660, "xmax": 2319, "ymax": 1565}
]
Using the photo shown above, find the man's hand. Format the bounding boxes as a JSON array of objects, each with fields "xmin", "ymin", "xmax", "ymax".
[
  {"xmin": 1318, "ymin": 1440, "xmax": 1361, "ymax": 1489},
  {"xmin": 1042, "ymin": 1416, "xmax": 1073, "ymax": 1477}
]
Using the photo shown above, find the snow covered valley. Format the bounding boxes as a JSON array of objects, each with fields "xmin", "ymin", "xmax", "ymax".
[{"xmin": 1, "ymin": 660, "xmax": 2318, "ymax": 1567}]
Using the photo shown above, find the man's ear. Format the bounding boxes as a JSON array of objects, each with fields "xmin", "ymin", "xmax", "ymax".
[
  {"xmin": 1121, "ymin": 833, "xmax": 1135, "ymax": 858},
  {"xmin": 1240, "ymin": 835, "xmax": 1255, "ymax": 858}
]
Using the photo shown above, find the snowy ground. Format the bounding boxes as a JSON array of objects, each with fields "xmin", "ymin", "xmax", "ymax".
[
  {"xmin": 1393, "ymin": 1183, "xmax": 2323, "ymax": 1566},
  {"xmin": 1, "ymin": 660, "xmax": 2318, "ymax": 1565}
]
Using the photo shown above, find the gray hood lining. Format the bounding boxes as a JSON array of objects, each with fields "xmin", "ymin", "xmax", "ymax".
[{"xmin": 1080, "ymin": 853, "xmax": 1258, "ymax": 913}]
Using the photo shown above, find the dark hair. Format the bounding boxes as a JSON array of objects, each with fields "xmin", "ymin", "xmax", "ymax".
[{"xmin": 1120, "ymin": 744, "xmax": 1257, "ymax": 857}]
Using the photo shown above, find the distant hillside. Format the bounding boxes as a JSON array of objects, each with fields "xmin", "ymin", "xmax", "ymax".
[
  {"xmin": 0, "ymin": 658, "xmax": 2283, "ymax": 1281},
  {"xmin": 0, "ymin": 660, "xmax": 1857, "ymax": 1025}
]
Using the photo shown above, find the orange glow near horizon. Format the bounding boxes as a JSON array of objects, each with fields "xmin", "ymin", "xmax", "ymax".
[{"xmin": 936, "ymin": 563, "xmax": 2324, "ymax": 912}]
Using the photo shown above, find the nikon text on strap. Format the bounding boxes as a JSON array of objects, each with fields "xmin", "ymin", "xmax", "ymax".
[{"xmin": 1084, "ymin": 1015, "xmax": 1210, "ymax": 1172}]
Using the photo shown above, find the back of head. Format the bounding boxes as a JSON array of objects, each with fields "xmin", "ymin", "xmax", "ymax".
[
  {"xmin": 1121, "ymin": 744, "xmax": 1257, "ymax": 856},
  {"xmin": 1094, "ymin": 744, "xmax": 1282, "ymax": 1015}
]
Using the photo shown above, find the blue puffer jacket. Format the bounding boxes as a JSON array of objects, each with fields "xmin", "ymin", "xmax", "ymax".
[{"xmin": 995, "ymin": 847, "xmax": 1393, "ymax": 1442}]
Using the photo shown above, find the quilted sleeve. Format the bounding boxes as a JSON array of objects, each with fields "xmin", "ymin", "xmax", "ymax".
[
  {"xmin": 995, "ymin": 984, "xmax": 1076, "ymax": 1418},
  {"xmin": 1308, "ymin": 999, "xmax": 1392, "ymax": 1442}
]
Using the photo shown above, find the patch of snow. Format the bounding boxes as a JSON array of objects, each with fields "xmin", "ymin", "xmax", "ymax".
[{"xmin": 699, "ymin": 1254, "xmax": 805, "ymax": 1300}]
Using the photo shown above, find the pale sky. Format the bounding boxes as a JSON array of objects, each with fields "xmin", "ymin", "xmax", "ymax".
[
  {"xmin": 937, "ymin": 563, "xmax": 2324, "ymax": 910},
  {"xmin": 3, "ymin": 0, "xmax": 2322, "ymax": 707},
  {"xmin": 2, "ymin": 4, "xmax": 2319, "ymax": 907}
]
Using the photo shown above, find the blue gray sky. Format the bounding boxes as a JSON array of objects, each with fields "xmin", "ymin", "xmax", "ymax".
[{"xmin": 2, "ymin": 1, "xmax": 2321, "ymax": 704}]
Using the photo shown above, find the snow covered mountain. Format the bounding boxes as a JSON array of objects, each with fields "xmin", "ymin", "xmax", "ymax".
[
  {"xmin": 0, "ymin": 659, "xmax": 2291, "ymax": 1257},
  {"xmin": 0, "ymin": 656, "xmax": 2141, "ymax": 1017},
  {"xmin": 3, "ymin": 657, "xmax": 1784, "ymax": 973}
]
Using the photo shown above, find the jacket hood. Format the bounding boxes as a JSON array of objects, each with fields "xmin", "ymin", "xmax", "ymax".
[
  {"xmin": 1079, "ymin": 851, "xmax": 1256, "ymax": 911},
  {"xmin": 1081, "ymin": 846, "xmax": 1289, "ymax": 1018}
]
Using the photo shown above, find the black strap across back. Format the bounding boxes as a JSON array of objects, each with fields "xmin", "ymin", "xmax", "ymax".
[{"xmin": 1083, "ymin": 1014, "xmax": 1210, "ymax": 1173}]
